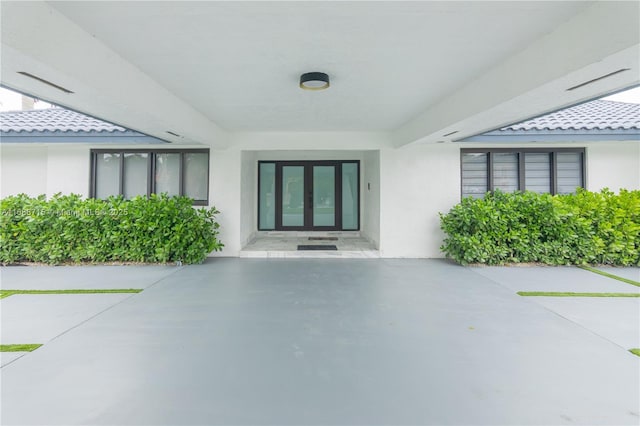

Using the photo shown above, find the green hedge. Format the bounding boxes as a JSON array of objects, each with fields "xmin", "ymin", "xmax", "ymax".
[
  {"xmin": 0, "ymin": 193, "xmax": 223, "ymax": 265},
  {"xmin": 440, "ymin": 189, "xmax": 640, "ymax": 266}
]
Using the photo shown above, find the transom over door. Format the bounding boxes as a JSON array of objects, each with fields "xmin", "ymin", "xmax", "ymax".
[{"xmin": 258, "ymin": 161, "xmax": 359, "ymax": 231}]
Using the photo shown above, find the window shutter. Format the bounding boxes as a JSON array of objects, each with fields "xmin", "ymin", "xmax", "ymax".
[
  {"xmin": 556, "ymin": 152, "xmax": 583, "ymax": 194},
  {"xmin": 492, "ymin": 152, "xmax": 519, "ymax": 192},
  {"xmin": 461, "ymin": 153, "xmax": 488, "ymax": 198},
  {"xmin": 524, "ymin": 153, "xmax": 551, "ymax": 194},
  {"xmin": 460, "ymin": 149, "xmax": 584, "ymax": 199}
]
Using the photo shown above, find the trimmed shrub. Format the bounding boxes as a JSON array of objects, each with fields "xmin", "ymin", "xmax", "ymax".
[
  {"xmin": 0, "ymin": 193, "xmax": 223, "ymax": 265},
  {"xmin": 440, "ymin": 189, "xmax": 640, "ymax": 266}
]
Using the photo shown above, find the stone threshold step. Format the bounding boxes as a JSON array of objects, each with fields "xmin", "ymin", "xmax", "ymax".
[{"xmin": 238, "ymin": 250, "xmax": 380, "ymax": 259}]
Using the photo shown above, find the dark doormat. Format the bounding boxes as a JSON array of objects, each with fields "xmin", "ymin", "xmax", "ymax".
[
  {"xmin": 298, "ymin": 245, "xmax": 338, "ymax": 251},
  {"xmin": 308, "ymin": 237, "xmax": 338, "ymax": 241}
]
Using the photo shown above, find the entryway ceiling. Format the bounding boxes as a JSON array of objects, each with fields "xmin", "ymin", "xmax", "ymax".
[
  {"xmin": 44, "ymin": 1, "xmax": 591, "ymax": 131},
  {"xmin": 1, "ymin": 1, "xmax": 639, "ymax": 146}
]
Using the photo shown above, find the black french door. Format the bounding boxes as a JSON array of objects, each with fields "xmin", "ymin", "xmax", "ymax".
[{"xmin": 258, "ymin": 161, "xmax": 359, "ymax": 231}]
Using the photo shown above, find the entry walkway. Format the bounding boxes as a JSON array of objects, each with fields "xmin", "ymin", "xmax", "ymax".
[{"xmin": 1, "ymin": 259, "xmax": 638, "ymax": 425}]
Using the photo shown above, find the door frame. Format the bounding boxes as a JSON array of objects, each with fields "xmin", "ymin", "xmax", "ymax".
[{"xmin": 258, "ymin": 160, "xmax": 360, "ymax": 231}]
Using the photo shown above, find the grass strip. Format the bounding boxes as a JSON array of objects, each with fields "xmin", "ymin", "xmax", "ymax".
[
  {"xmin": 629, "ymin": 349, "xmax": 640, "ymax": 357},
  {"xmin": 578, "ymin": 265, "xmax": 640, "ymax": 287},
  {"xmin": 518, "ymin": 291, "xmax": 640, "ymax": 297},
  {"xmin": 0, "ymin": 289, "xmax": 143, "ymax": 299},
  {"xmin": 0, "ymin": 344, "xmax": 43, "ymax": 352}
]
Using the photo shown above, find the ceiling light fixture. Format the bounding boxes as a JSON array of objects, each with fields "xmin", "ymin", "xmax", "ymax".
[{"xmin": 299, "ymin": 72, "xmax": 330, "ymax": 91}]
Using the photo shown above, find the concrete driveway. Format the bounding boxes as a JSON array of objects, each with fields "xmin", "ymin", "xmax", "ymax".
[{"xmin": 1, "ymin": 259, "xmax": 639, "ymax": 425}]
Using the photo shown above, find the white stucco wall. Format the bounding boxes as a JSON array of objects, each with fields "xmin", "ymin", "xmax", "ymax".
[
  {"xmin": 0, "ymin": 145, "xmax": 48, "ymax": 197},
  {"xmin": 239, "ymin": 151, "xmax": 257, "ymax": 247},
  {"xmin": 361, "ymin": 150, "xmax": 380, "ymax": 248},
  {"xmin": 2, "ymin": 145, "xmax": 95, "ymax": 198},
  {"xmin": 45, "ymin": 146, "xmax": 90, "ymax": 197},
  {"xmin": 209, "ymin": 148, "xmax": 242, "ymax": 256},
  {"xmin": 586, "ymin": 142, "xmax": 640, "ymax": 191},
  {"xmin": 379, "ymin": 143, "xmax": 461, "ymax": 257},
  {"xmin": 1, "ymin": 138, "xmax": 638, "ymax": 258}
]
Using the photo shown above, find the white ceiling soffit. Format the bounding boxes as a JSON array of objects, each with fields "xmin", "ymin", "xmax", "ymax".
[
  {"xmin": 1, "ymin": 1, "xmax": 638, "ymax": 146},
  {"xmin": 1, "ymin": 1, "xmax": 228, "ymax": 147},
  {"xmin": 394, "ymin": 1, "xmax": 640, "ymax": 146}
]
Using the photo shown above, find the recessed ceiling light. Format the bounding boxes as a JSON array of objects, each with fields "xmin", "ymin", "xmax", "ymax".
[{"xmin": 300, "ymin": 72, "xmax": 330, "ymax": 91}]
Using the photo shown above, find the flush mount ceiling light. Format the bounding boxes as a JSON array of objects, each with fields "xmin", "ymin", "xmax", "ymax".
[{"xmin": 299, "ymin": 72, "xmax": 330, "ymax": 91}]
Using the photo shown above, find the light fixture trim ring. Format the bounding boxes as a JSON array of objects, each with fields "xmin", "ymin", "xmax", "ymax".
[{"xmin": 299, "ymin": 72, "xmax": 330, "ymax": 90}]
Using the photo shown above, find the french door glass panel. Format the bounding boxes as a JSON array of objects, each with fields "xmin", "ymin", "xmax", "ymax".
[
  {"xmin": 313, "ymin": 166, "xmax": 336, "ymax": 227},
  {"xmin": 259, "ymin": 161, "xmax": 359, "ymax": 231},
  {"xmin": 282, "ymin": 166, "xmax": 305, "ymax": 227},
  {"xmin": 341, "ymin": 163, "xmax": 358, "ymax": 230},
  {"xmin": 259, "ymin": 163, "xmax": 276, "ymax": 230}
]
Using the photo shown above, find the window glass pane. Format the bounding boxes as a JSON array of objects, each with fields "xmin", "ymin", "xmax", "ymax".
[
  {"xmin": 461, "ymin": 153, "xmax": 487, "ymax": 198},
  {"xmin": 493, "ymin": 152, "xmax": 519, "ymax": 192},
  {"xmin": 282, "ymin": 166, "xmax": 304, "ymax": 227},
  {"xmin": 313, "ymin": 166, "xmax": 336, "ymax": 227},
  {"xmin": 524, "ymin": 153, "xmax": 551, "ymax": 193},
  {"xmin": 259, "ymin": 163, "xmax": 276, "ymax": 230},
  {"xmin": 342, "ymin": 163, "xmax": 359, "ymax": 230},
  {"xmin": 184, "ymin": 153, "xmax": 208, "ymax": 201},
  {"xmin": 123, "ymin": 153, "xmax": 148, "ymax": 199},
  {"xmin": 557, "ymin": 152, "xmax": 583, "ymax": 194},
  {"xmin": 155, "ymin": 153, "xmax": 180, "ymax": 196},
  {"xmin": 95, "ymin": 153, "xmax": 121, "ymax": 199}
]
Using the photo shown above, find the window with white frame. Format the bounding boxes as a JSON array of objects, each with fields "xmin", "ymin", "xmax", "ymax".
[
  {"xmin": 461, "ymin": 148, "xmax": 584, "ymax": 199},
  {"xmin": 91, "ymin": 149, "xmax": 209, "ymax": 205}
]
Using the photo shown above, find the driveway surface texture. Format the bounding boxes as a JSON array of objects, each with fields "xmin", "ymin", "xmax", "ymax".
[{"xmin": 1, "ymin": 259, "xmax": 639, "ymax": 425}]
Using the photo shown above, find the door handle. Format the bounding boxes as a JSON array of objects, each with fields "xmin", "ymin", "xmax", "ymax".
[{"xmin": 308, "ymin": 191, "xmax": 313, "ymax": 207}]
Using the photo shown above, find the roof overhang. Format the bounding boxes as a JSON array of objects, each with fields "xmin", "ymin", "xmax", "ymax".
[
  {"xmin": 1, "ymin": 1, "xmax": 638, "ymax": 147},
  {"xmin": 0, "ymin": 131, "xmax": 169, "ymax": 144},
  {"xmin": 460, "ymin": 129, "xmax": 640, "ymax": 143}
]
